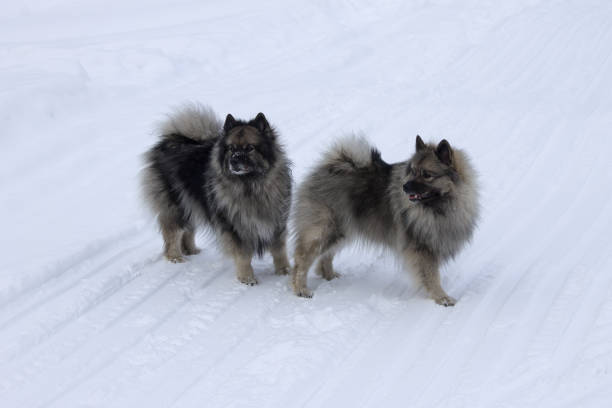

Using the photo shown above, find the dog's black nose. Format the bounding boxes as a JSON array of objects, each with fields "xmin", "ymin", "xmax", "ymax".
[
  {"xmin": 231, "ymin": 152, "xmax": 245, "ymax": 163},
  {"xmin": 403, "ymin": 181, "xmax": 413, "ymax": 194}
]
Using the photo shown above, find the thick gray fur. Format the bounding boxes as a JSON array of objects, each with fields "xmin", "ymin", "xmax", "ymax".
[
  {"xmin": 292, "ymin": 134, "xmax": 479, "ymax": 305},
  {"xmin": 141, "ymin": 103, "xmax": 292, "ymax": 285}
]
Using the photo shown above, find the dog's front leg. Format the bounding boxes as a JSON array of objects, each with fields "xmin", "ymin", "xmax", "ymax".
[
  {"xmin": 404, "ymin": 248, "xmax": 456, "ymax": 306},
  {"xmin": 221, "ymin": 231, "xmax": 257, "ymax": 285}
]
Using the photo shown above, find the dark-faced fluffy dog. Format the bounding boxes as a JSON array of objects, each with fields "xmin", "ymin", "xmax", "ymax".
[
  {"xmin": 292, "ymin": 135, "xmax": 479, "ymax": 305},
  {"xmin": 142, "ymin": 104, "xmax": 292, "ymax": 285}
]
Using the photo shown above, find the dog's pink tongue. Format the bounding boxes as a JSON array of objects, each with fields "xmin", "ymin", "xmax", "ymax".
[{"xmin": 409, "ymin": 194, "xmax": 420, "ymax": 200}]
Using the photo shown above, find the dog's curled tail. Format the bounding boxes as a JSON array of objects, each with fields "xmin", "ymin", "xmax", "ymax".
[
  {"xmin": 158, "ymin": 103, "xmax": 222, "ymax": 141},
  {"xmin": 323, "ymin": 133, "xmax": 380, "ymax": 173}
]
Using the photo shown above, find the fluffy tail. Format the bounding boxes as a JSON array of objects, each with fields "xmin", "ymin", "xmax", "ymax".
[
  {"xmin": 322, "ymin": 133, "xmax": 379, "ymax": 172},
  {"xmin": 158, "ymin": 103, "xmax": 222, "ymax": 141}
]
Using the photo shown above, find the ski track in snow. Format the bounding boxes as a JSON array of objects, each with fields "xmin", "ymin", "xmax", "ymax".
[{"xmin": 1, "ymin": 0, "xmax": 612, "ymax": 407}]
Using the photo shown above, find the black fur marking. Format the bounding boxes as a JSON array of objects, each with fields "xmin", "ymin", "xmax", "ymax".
[
  {"xmin": 423, "ymin": 198, "xmax": 448, "ymax": 215},
  {"xmin": 370, "ymin": 148, "xmax": 384, "ymax": 164},
  {"xmin": 149, "ymin": 134, "xmax": 217, "ymax": 227},
  {"xmin": 349, "ymin": 153, "xmax": 393, "ymax": 223}
]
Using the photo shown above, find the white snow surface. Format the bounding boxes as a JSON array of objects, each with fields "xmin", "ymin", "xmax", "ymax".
[{"xmin": 2, "ymin": 1, "xmax": 612, "ymax": 407}]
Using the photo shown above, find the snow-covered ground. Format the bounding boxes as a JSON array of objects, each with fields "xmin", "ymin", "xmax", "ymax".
[{"xmin": 2, "ymin": 0, "xmax": 612, "ymax": 406}]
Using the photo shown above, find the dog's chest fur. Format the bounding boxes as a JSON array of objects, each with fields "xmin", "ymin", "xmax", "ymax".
[
  {"xmin": 400, "ymin": 203, "xmax": 476, "ymax": 259},
  {"xmin": 211, "ymin": 167, "xmax": 290, "ymax": 245}
]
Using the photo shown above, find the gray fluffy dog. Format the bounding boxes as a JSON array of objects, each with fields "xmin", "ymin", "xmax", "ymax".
[
  {"xmin": 141, "ymin": 104, "xmax": 292, "ymax": 285},
  {"xmin": 292, "ymin": 135, "xmax": 479, "ymax": 306}
]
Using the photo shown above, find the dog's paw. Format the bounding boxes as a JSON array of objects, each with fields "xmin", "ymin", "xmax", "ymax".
[
  {"xmin": 275, "ymin": 266, "xmax": 291, "ymax": 276},
  {"xmin": 166, "ymin": 255, "xmax": 186, "ymax": 263},
  {"xmin": 435, "ymin": 295, "xmax": 456, "ymax": 307},
  {"xmin": 294, "ymin": 286, "xmax": 313, "ymax": 298},
  {"xmin": 238, "ymin": 275, "xmax": 258, "ymax": 286},
  {"xmin": 316, "ymin": 264, "xmax": 340, "ymax": 281},
  {"xmin": 322, "ymin": 271, "xmax": 341, "ymax": 281}
]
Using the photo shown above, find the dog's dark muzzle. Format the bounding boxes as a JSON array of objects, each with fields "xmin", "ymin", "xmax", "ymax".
[
  {"xmin": 229, "ymin": 153, "xmax": 253, "ymax": 175},
  {"xmin": 403, "ymin": 181, "xmax": 437, "ymax": 202}
]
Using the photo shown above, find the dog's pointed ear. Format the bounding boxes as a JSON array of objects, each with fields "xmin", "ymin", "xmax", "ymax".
[
  {"xmin": 416, "ymin": 135, "xmax": 426, "ymax": 152},
  {"xmin": 252, "ymin": 112, "xmax": 270, "ymax": 133},
  {"xmin": 435, "ymin": 139, "xmax": 454, "ymax": 166},
  {"xmin": 224, "ymin": 114, "xmax": 237, "ymax": 133}
]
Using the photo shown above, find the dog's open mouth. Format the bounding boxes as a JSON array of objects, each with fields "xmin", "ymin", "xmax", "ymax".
[{"xmin": 408, "ymin": 191, "xmax": 436, "ymax": 202}]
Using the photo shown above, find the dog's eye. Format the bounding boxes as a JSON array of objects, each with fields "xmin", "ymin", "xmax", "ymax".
[
  {"xmin": 245, "ymin": 144, "xmax": 254, "ymax": 152},
  {"xmin": 422, "ymin": 171, "xmax": 433, "ymax": 179}
]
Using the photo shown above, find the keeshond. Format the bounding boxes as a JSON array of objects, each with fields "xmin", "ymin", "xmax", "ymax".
[
  {"xmin": 142, "ymin": 104, "xmax": 292, "ymax": 285},
  {"xmin": 292, "ymin": 135, "xmax": 479, "ymax": 305}
]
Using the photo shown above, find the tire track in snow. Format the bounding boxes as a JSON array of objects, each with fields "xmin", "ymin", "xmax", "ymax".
[
  {"xmin": 0, "ymin": 244, "xmax": 159, "ymax": 363},
  {"xmin": 476, "ymin": 196, "xmax": 612, "ymax": 406},
  {"xmin": 76, "ymin": 260, "xmax": 356, "ymax": 406},
  {"xmin": 0, "ymin": 237, "xmax": 150, "ymax": 332},
  {"xmin": 0, "ymin": 226, "xmax": 143, "ymax": 309},
  {"xmin": 476, "ymin": 261, "xmax": 612, "ymax": 407},
  {"xmin": 459, "ymin": 157, "xmax": 612, "ymax": 405},
  {"xmin": 26, "ymin": 264, "xmax": 250, "ymax": 408},
  {"xmin": 283, "ymin": 282, "xmax": 416, "ymax": 408},
  {"xmin": 63, "ymin": 268, "xmax": 290, "ymax": 407},
  {"xmin": 166, "ymin": 297, "xmax": 290, "ymax": 407},
  {"xmin": 166, "ymin": 277, "xmax": 371, "ymax": 408},
  {"xmin": 0, "ymin": 250, "xmax": 188, "ymax": 395}
]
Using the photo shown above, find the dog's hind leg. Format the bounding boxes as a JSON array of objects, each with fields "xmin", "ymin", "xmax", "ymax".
[
  {"xmin": 316, "ymin": 251, "xmax": 340, "ymax": 281},
  {"xmin": 293, "ymin": 221, "xmax": 343, "ymax": 297},
  {"xmin": 181, "ymin": 227, "xmax": 201, "ymax": 255},
  {"xmin": 160, "ymin": 216, "xmax": 185, "ymax": 263},
  {"xmin": 292, "ymin": 234, "xmax": 320, "ymax": 298},
  {"xmin": 269, "ymin": 230, "xmax": 291, "ymax": 276}
]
